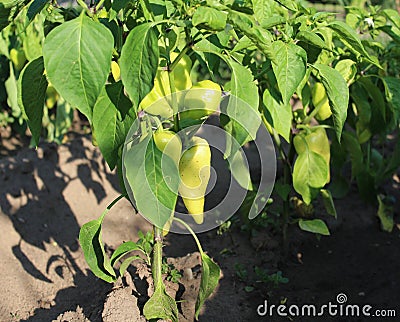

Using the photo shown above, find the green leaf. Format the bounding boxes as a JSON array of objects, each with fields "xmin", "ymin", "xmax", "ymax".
[
  {"xmin": 0, "ymin": 6, "xmax": 12, "ymax": 32},
  {"xmin": 351, "ymin": 82, "xmax": 371, "ymax": 125},
  {"xmin": 262, "ymin": 87, "xmax": 292, "ymax": 142},
  {"xmin": 382, "ymin": 77, "xmax": 400, "ymax": 120},
  {"xmin": 119, "ymin": 255, "xmax": 142, "ymax": 276},
  {"xmin": 357, "ymin": 77, "xmax": 386, "ymax": 123},
  {"xmin": 143, "ymin": 283, "xmax": 178, "ymax": 322},
  {"xmin": 192, "ymin": 6, "xmax": 227, "ymax": 31},
  {"xmin": 299, "ymin": 219, "xmax": 330, "ymax": 235},
  {"xmin": 227, "ymin": 11, "xmax": 274, "ymax": 60},
  {"xmin": 335, "ymin": 59, "xmax": 356, "ymax": 84},
  {"xmin": 271, "ymin": 41, "xmax": 307, "ymax": 105},
  {"xmin": 17, "ymin": 56, "xmax": 48, "ymax": 146},
  {"xmin": 228, "ymin": 149, "xmax": 253, "ymax": 191},
  {"xmin": 79, "ymin": 195, "xmax": 126, "ymax": 283},
  {"xmin": 380, "ymin": 139, "xmax": 400, "ymax": 182},
  {"xmin": 43, "ymin": 13, "xmax": 114, "ymax": 120},
  {"xmin": 293, "ymin": 151, "xmax": 328, "ymax": 204},
  {"xmin": 55, "ymin": 99, "xmax": 73, "ymax": 141},
  {"xmin": 252, "ymin": 0, "xmax": 279, "ymax": 27},
  {"xmin": 195, "ymin": 252, "xmax": 220, "ymax": 319},
  {"xmin": 124, "ymin": 135, "xmax": 179, "ymax": 228},
  {"xmin": 93, "ymin": 82, "xmax": 135, "ymax": 170},
  {"xmin": 377, "ymin": 195, "xmax": 394, "ymax": 233},
  {"xmin": 26, "ymin": 0, "xmax": 49, "ymax": 24},
  {"xmin": 22, "ymin": 17, "xmax": 44, "ymax": 61},
  {"xmin": 0, "ymin": 0, "xmax": 25, "ymax": 8},
  {"xmin": 296, "ymin": 31, "xmax": 327, "ymax": 49},
  {"xmin": 275, "ymin": 0, "xmax": 297, "ymax": 11},
  {"xmin": 314, "ymin": 63, "xmax": 348, "ymax": 141},
  {"xmin": 110, "ymin": 241, "xmax": 143, "ymax": 267},
  {"xmin": 4, "ymin": 61, "xmax": 19, "ymax": 118},
  {"xmin": 320, "ymin": 189, "xmax": 337, "ymax": 218},
  {"xmin": 120, "ymin": 23, "xmax": 159, "ymax": 109},
  {"xmin": 342, "ymin": 131, "xmax": 364, "ymax": 178},
  {"xmin": 221, "ymin": 60, "xmax": 260, "ymax": 157},
  {"xmin": 383, "ymin": 9, "xmax": 400, "ymax": 29},
  {"xmin": 328, "ymin": 21, "xmax": 379, "ymax": 67}
]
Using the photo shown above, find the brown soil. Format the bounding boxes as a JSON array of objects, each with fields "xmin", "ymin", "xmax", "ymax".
[{"xmin": 0, "ymin": 134, "xmax": 399, "ymax": 322}]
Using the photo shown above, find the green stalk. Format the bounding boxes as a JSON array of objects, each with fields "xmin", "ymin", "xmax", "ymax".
[
  {"xmin": 173, "ymin": 217, "xmax": 204, "ymax": 254},
  {"xmin": 303, "ymin": 100, "xmax": 324, "ymax": 124},
  {"xmin": 77, "ymin": 0, "xmax": 93, "ymax": 16},
  {"xmin": 169, "ymin": 46, "xmax": 190, "ymax": 71},
  {"xmin": 95, "ymin": 0, "xmax": 105, "ymax": 11},
  {"xmin": 152, "ymin": 226, "xmax": 163, "ymax": 287}
]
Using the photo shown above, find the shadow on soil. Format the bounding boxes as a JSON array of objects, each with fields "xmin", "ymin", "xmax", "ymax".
[{"xmin": 0, "ymin": 137, "xmax": 115, "ymax": 321}]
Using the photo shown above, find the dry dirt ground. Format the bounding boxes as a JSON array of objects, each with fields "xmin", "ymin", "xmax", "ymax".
[{"xmin": 1, "ymin": 133, "xmax": 400, "ymax": 322}]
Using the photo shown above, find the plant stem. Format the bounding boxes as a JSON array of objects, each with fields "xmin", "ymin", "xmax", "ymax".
[
  {"xmin": 95, "ymin": 0, "xmax": 105, "ymax": 11},
  {"xmin": 77, "ymin": 0, "xmax": 92, "ymax": 16},
  {"xmin": 169, "ymin": 46, "xmax": 190, "ymax": 71},
  {"xmin": 173, "ymin": 217, "xmax": 204, "ymax": 254},
  {"xmin": 152, "ymin": 226, "xmax": 163, "ymax": 288}
]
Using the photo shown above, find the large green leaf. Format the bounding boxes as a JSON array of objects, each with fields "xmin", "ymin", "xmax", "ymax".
[
  {"xmin": 221, "ymin": 60, "xmax": 260, "ymax": 158},
  {"xmin": 314, "ymin": 63, "xmax": 348, "ymax": 141},
  {"xmin": 195, "ymin": 252, "xmax": 220, "ymax": 319},
  {"xmin": 293, "ymin": 151, "xmax": 328, "ymax": 204},
  {"xmin": 17, "ymin": 56, "xmax": 48, "ymax": 146},
  {"xmin": 124, "ymin": 135, "xmax": 179, "ymax": 228},
  {"xmin": 271, "ymin": 41, "xmax": 307, "ymax": 105},
  {"xmin": 120, "ymin": 23, "xmax": 159, "ymax": 109},
  {"xmin": 43, "ymin": 13, "xmax": 114, "ymax": 120},
  {"xmin": 262, "ymin": 86, "xmax": 292, "ymax": 142},
  {"xmin": 93, "ymin": 82, "xmax": 135, "ymax": 170}
]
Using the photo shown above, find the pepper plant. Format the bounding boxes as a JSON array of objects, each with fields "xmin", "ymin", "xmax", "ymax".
[{"xmin": 5, "ymin": 0, "xmax": 400, "ymax": 319}]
